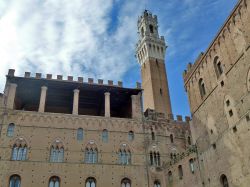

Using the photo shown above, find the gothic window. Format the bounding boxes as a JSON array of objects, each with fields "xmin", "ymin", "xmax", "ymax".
[
  {"xmin": 149, "ymin": 24, "xmax": 154, "ymax": 33},
  {"xmin": 121, "ymin": 178, "xmax": 131, "ymax": 187},
  {"xmin": 118, "ymin": 149, "xmax": 131, "ymax": 165},
  {"xmin": 220, "ymin": 174, "xmax": 229, "ymax": 187},
  {"xmin": 154, "ymin": 181, "xmax": 160, "ymax": 187},
  {"xmin": 86, "ymin": 177, "xmax": 96, "ymax": 187},
  {"xmin": 128, "ymin": 131, "xmax": 134, "ymax": 141},
  {"xmin": 49, "ymin": 176, "xmax": 60, "ymax": 187},
  {"xmin": 12, "ymin": 145, "xmax": 27, "ymax": 161},
  {"xmin": 9, "ymin": 175, "xmax": 21, "ymax": 187},
  {"xmin": 168, "ymin": 171, "xmax": 173, "ymax": 183},
  {"xmin": 199, "ymin": 78, "xmax": 206, "ymax": 98},
  {"xmin": 50, "ymin": 140, "xmax": 64, "ymax": 162},
  {"xmin": 7, "ymin": 123, "xmax": 15, "ymax": 137},
  {"xmin": 11, "ymin": 138, "xmax": 28, "ymax": 161},
  {"xmin": 178, "ymin": 165, "xmax": 183, "ymax": 179},
  {"xmin": 149, "ymin": 151, "xmax": 160, "ymax": 166},
  {"xmin": 170, "ymin": 134, "xmax": 174, "ymax": 143},
  {"xmin": 77, "ymin": 128, "xmax": 84, "ymax": 141},
  {"xmin": 85, "ymin": 148, "xmax": 98, "ymax": 164},
  {"xmin": 102, "ymin": 129, "xmax": 108, "ymax": 143},
  {"xmin": 214, "ymin": 56, "xmax": 223, "ymax": 77},
  {"xmin": 189, "ymin": 159, "xmax": 195, "ymax": 173}
]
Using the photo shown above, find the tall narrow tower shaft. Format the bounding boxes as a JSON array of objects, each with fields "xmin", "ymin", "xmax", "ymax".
[{"xmin": 136, "ymin": 10, "xmax": 172, "ymax": 117}]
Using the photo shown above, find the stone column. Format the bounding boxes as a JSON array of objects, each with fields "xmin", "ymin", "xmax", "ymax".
[
  {"xmin": 131, "ymin": 93, "xmax": 142, "ymax": 119},
  {"xmin": 72, "ymin": 89, "xmax": 80, "ymax": 115},
  {"xmin": 104, "ymin": 92, "xmax": 110, "ymax": 117},
  {"xmin": 6, "ymin": 83, "xmax": 17, "ymax": 109},
  {"xmin": 38, "ymin": 86, "xmax": 48, "ymax": 113}
]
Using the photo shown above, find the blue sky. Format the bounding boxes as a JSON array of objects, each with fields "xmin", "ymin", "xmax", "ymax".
[{"xmin": 0, "ymin": 0, "xmax": 238, "ymax": 117}]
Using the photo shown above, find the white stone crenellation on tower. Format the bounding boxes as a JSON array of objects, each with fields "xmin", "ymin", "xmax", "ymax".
[
  {"xmin": 136, "ymin": 10, "xmax": 166, "ymax": 65},
  {"xmin": 136, "ymin": 10, "xmax": 172, "ymax": 118}
]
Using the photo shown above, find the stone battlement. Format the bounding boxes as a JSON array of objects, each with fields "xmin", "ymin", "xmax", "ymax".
[
  {"xmin": 182, "ymin": 0, "xmax": 248, "ymax": 86},
  {"xmin": 7, "ymin": 69, "xmax": 141, "ymax": 89},
  {"xmin": 144, "ymin": 108, "xmax": 191, "ymax": 122}
]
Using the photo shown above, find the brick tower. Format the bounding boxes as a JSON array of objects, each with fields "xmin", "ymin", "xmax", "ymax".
[{"xmin": 136, "ymin": 10, "xmax": 172, "ymax": 117}]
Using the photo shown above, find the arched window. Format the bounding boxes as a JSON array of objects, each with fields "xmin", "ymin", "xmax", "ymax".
[
  {"xmin": 12, "ymin": 144, "xmax": 27, "ymax": 161},
  {"xmin": 149, "ymin": 24, "xmax": 154, "ymax": 33},
  {"xmin": 154, "ymin": 181, "xmax": 160, "ymax": 187},
  {"xmin": 50, "ymin": 141, "xmax": 64, "ymax": 162},
  {"xmin": 9, "ymin": 175, "xmax": 21, "ymax": 187},
  {"xmin": 188, "ymin": 136, "xmax": 191, "ymax": 145},
  {"xmin": 220, "ymin": 174, "xmax": 229, "ymax": 187},
  {"xmin": 118, "ymin": 149, "xmax": 131, "ymax": 165},
  {"xmin": 189, "ymin": 159, "xmax": 195, "ymax": 173},
  {"xmin": 7, "ymin": 123, "xmax": 15, "ymax": 137},
  {"xmin": 102, "ymin": 129, "xmax": 108, "ymax": 143},
  {"xmin": 11, "ymin": 138, "xmax": 28, "ymax": 161},
  {"xmin": 199, "ymin": 78, "xmax": 206, "ymax": 98},
  {"xmin": 86, "ymin": 177, "xmax": 96, "ymax": 187},
  {"xmin": 141, "ymin": 27, "xmax": 144, "ymax": 37},
  {"xmin": 85, "ymin": 148, "xmax": 98, "ymax": 164},
  {"xmin": 151, "ymin": 129, "xmax": 155, "ymax": 141},
  {"xmin": 149, "ymin": 151, "xmax": 160, "ymax": 166},
  {"xmin": 170, "ymin": 134, "xmax": 174, "ymax": 143},
  {"xmin": 214, "ymin": 56, "xmax": 223, "ymax": 77},
  {"xmin": 178, "ymin": 165, "xmax": 183, "ymax": 179},
  {"xmin": 49, "ymin": 176, "xmax": 60, "ymax": 187},
  {"xmin": 121, "ymin": 178, "xmax": 131, "ymax": 187},
  {"xmin": 128, "ymin": 131, "xmax": 134, "ymax": 141},
  {"xmin": 77, "ymin": 128, "xmax": 84, "ymax": 141},
  {"xmin": 168, "ymin": 171, "xmax": 173, "ymax": 183}
]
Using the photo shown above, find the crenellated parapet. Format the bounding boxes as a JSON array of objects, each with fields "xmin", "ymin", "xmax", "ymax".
[
  {"xmin": 144, "ymin": 108, "xmax": 191, "ymax": 123},
  {"xmin": 183, "ymin": 0, "xmax": 249, "ymax": 88},
  {"xmin": 7, "ymin": 69, "xmax": 141, "ymax": 89},
  {"xmin": 182, "ymin": 0, "xmax": 249, "ymax": 113}
]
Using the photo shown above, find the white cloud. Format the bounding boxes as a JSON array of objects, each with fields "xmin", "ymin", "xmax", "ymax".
[{"xmin": 0, "ymin": 0, "xmax": 144, "ymax": 91}]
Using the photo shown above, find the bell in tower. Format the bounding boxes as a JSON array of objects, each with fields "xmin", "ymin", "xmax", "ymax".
[{"xmin": 136, "ymin": 10, "xmax": 172, "ymax": 118}]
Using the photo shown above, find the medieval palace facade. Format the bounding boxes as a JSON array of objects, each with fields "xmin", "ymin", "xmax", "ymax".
[{"xmin": 0, "ymin": 0, "xmax": 249, "ymax": 186}]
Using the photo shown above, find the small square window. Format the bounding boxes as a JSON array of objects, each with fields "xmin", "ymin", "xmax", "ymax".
[
  {"xmin": 226, "ymin": 100, "xmax": 230, "ymax": 106},
  {"xmin": 212, "ymin": 143, "xmax": 216, "ymax": 149},
  {"xmin": 233, "ymin": 126, "xmax": 237, "ymax": 133},
  {"xmin": 229, "ymin": 110, "xmax": 233, "ymax": 117},
  {"xmin": 246, "ymin": 115, "xmax": 250, "ymax": 122},
  {"xmin": 210, "ymin": 129, "xmax": 213, "ymax": 134},
  {"xmin": 220, "ymin": 81, "xmax": 224, "ymax": 87}
]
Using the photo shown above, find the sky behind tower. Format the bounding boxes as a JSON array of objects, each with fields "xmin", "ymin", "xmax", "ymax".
[{"xmin": 0, "ymin": 0, "xmax": 238, "ymax": 117}]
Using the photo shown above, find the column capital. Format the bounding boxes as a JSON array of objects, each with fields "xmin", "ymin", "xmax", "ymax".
[
  {"xmin": 73, "ymin": 89, "xmax": 80, "ymax": 93},
  {"xmin": 41, "ymin": 86, "xmax": 48, "ymax": 90},
  {"xmin": 104, "ymin": 92, "xmax": 110, "ymax": 96},
  {"xmin": 9, "ymin": 83, "xmax": 17, "ymax": 88}
]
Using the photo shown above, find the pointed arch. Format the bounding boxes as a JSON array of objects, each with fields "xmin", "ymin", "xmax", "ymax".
[
  {"xmin": 9, "ymin": 175, "xmax": 21, "ymax": 187},
  {"xmin": 50, "ymin": 139, "xmax": 64, "ymax": 162},
  {"xmin": 11, "ymin": 137, "xmax": 28, "ymax": 161}
]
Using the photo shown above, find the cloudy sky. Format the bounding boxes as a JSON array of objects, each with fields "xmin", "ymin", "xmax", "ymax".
[{"xmin": 0, "ymin": 0, "xmax": 237, "ymax": 116}]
